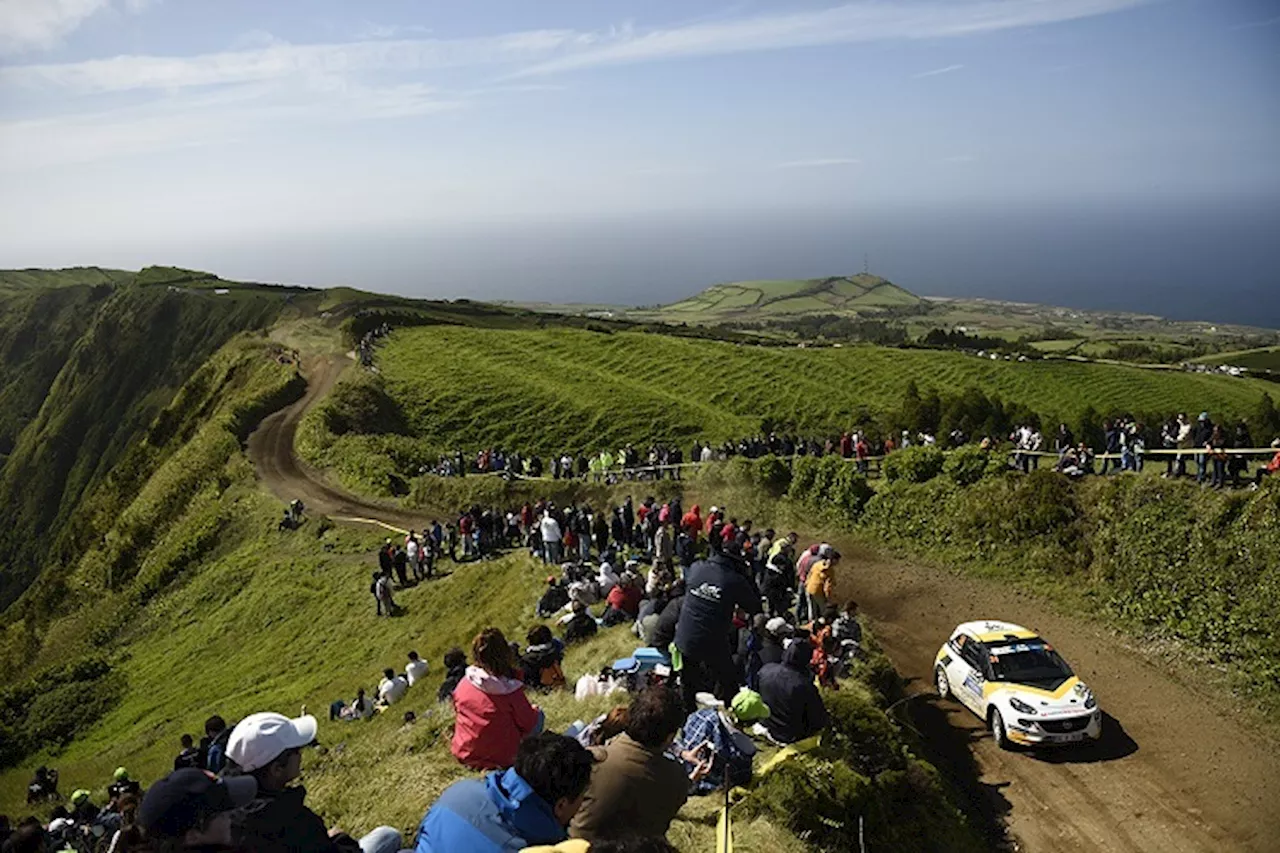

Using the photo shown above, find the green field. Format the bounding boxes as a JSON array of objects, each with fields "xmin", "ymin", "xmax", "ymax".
[
  {"xmin": 1196, "ymin": 346, "xmax": 1280, "ymax": 372},
  {"xmin": 373, "ymin": 325, "xmax": 1274, "ymax": 456},
  {"xmin": 655, "ymin": 274, "xmax": 921, "ymax": 321}
]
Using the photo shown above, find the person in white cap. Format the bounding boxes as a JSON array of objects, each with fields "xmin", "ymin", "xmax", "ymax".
[{"xmin": 227, "ymin": 712, "xmax": 401, "ymax": 853}]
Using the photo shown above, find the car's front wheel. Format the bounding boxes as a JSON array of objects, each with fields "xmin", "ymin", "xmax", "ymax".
[
  {"xmin": 990, "ymin": 708, "xmax": 1013, "ymax": 750},
  {"xmin": 935, "ymin": 665, "xmax": 951, "ymax": 701}
]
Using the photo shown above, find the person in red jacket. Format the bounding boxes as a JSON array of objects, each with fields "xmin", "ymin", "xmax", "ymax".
[
  {"xmin": 451, "ymin": 628, "xmax": 543, "ymax": 770},
  {"xmin": 602, "ymin": 572, "xmax": 643, "ymax": 626},
  {"xmin": 681, "ymin": 505, "xmax": 703, "ymax": 541}
]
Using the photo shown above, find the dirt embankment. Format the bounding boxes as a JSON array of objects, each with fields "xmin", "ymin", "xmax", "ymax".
[{"xmin": 246, "ymin": 358, "xmax": 1280, "ymax": 853}]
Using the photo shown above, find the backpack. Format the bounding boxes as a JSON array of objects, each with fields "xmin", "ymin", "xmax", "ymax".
[{"xmin": 539, "ymin": 661, "xmax": 566, "ymax": 689}]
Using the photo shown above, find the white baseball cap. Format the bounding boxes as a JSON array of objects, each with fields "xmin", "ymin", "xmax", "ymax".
[{"xmin": 226, "ymin": 712, "xmax": 318, "ymax": 772}]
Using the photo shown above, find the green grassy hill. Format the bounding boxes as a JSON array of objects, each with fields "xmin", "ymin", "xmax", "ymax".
[
  {"xmin": 656, "ymin": 274, "xmax": 921, "ymax": 320},
  {"xmin": 304, "ymin": 325, "xmax": 1273, "ymax": 473},
  {"xmin": 0, "ymin": 268, "xmax": 307, "ymax": 610}
]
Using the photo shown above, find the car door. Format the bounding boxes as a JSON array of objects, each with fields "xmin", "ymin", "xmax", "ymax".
[
  {"xmin": 952, "ymin": 635, "xmax": 991, "ymax": 715},
  {"xmin": 944, "ymin": 634, "xmax": 984, "ymax": 715}
]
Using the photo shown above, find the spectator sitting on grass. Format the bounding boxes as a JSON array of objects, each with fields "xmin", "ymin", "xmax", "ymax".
[
  {"xmin": 414, "ymin": 733, "xmax": 595, "ymax": 853},
  {"xmin": 758, "ymin": 640, "xmax": 829, "ymax": 745},
  {"xmin": 138, "ymin": 768, "xmax": 257, "ymax": 853},
  {"xmin": 562, "ymin": 600, "xmax": 599, "ymax": 646},
  {"xmin": 377, "ymin": 668, "xmax": 408, "ymax": 706},
  {"xmin": 570, "ymin": 686, "xmax": 702, "ymax": 844},
  {"xmin": 226, "ymin": 711, "xmax": 402, "ymax": 853},
  {"xmin": 406, "ymin": 651, "xmax": 429, "ymax": 686},
  {"xmin": 437, "ymin": 647, "xmax": 468, "ymax": 703},
  {"xmin": 521, "ymin": 625, "xmax": 567, "ymax": 692},
  {"xmin": 451, "ymin": 628, "xmax": 544, "ymax": 770}
]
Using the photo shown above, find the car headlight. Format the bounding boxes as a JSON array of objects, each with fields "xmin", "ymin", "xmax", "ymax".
[
  {"xmin": 1084, "ymin": 694, "xmax": 1097, "ymax": 710},
  {"xmin": 1009, "ymin": 697, "xmax": 1037, "ymax": 715}
]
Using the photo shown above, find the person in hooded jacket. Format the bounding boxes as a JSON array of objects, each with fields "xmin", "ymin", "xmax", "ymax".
[
  {"xmin": 451, "ymin": 628, "xmax": 544, "ymax": 770},
  {"xmin": 758, "ymin": 640, "xmax": 829, "ymax": 744},
  {"xmin": 414, "ymin": 733, "xmax": 594, "ymax": 853},
  {"xmin": 680, "ymin": 505, "xmax": 702, "ymax": 542},
  {"xmin": 521, "ymin": 625, "xmax": 567, "ymax": 692}
]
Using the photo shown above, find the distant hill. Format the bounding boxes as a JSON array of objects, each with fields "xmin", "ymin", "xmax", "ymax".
[{"xmin": 655, "ymin": 273, "xmax": 921, "ymax": 320}]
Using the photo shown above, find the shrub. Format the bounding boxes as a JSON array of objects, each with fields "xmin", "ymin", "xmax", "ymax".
[
  {"xmin": 786, "ymin": 456, "xmax": 872, "ymax": 523},
  {"xmin": 882, "ymin": 445, "xmax": 945, "ymax": 483},
  {"xmin": 943, "ymin": 444, "xmax": 1004, "ymax": 486}
]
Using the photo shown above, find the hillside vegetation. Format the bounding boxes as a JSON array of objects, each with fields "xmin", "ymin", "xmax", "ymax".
[
  {"xmin": 295, "ymin": 324, "xmax": 1276, "ymax": 495},
  {"xmin": 0, "ymin": 268, "xmax": 303, "ymax": 610}
]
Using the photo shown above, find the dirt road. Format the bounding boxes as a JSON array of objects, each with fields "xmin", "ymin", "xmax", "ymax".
[
  {"xmin": 246, "ymin": 359, "xmax": 1280, "ymax": 853},
  {"xmin": 834, "ymin": 547, "xmax": 1280, "ymax": 852},
  {"xmin": 246, "ymin": 354, "xmax": 432, "ymax": 534}
]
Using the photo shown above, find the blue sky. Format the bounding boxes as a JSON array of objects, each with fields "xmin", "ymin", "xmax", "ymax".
[{"xmin": 1, "ymin": 1, "xmax": 1278, "ymax": 319}]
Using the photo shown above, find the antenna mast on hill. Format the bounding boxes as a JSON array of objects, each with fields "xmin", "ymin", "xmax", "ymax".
[{"xmin": 863, "ymin": 253, "xmax": 869, "ymax": 275}]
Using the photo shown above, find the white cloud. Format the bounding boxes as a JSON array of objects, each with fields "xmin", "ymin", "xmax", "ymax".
[
  {"xmin": 2, "ymin": 1, "xmax": 1152, "ymax": 90},
  {"xmin": 777, "ymin": 158, "xmax": 862, "ymax": 169},
  {"xmin": 0, "ymin": 0, "xmax": 108, "ymax": 53},
  {"xmin": 354, "ymin": 21, "xmax": 433, "ymax": 41},
  {"xmin": 913, "ymin": 63, "xmax": 965, "ymax": 79},
  {"xmin": 0, "ymin": 0, "xmax": 157, "ymax": 54},
  {"xmin": 0, "ymin": 30, "xmax": 596, "ymax": 92},
  {"xmin": 514, "ymin": 0, "xmax": 1152, "ymax": 77}
]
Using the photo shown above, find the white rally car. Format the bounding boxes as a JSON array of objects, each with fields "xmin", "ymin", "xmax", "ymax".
[{"xmin": 934, "ymin": 620, "xmax": 1102, "ymax": 749}]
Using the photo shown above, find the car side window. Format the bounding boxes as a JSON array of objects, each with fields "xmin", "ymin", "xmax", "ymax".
[{"xmin": 960, "ymin": 638, "xmax": 986, "ymax": 672}]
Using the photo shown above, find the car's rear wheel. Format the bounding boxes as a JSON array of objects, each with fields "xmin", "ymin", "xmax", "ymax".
[
  {"xmin": 935, "ymin": 666, "xmax": 951, "ymax": 700},
  {"xmin": 990, "ymin": 708, "xmax": 1012, "ymax": 750}
]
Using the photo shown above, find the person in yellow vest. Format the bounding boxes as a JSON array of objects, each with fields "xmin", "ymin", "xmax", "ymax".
[{"xmin": 804, "ymin": 545, "xmax": 839, "ymax": 618}]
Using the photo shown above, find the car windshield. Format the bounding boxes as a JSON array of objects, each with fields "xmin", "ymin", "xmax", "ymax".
[{"xmin": 988, "ymin": 642, "xmax": 1073, "ymax": 685}]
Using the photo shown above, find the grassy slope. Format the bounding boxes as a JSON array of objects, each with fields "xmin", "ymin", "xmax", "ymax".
[
  {"xmin": 0, "ymin": 484, "xmax": 802, "ymax": 851},
  {"xmin": 0, "ymin": 268, "xmax": 133, "ymax": 292},
  {"xmin": 372, "ymin": 325, "xmax": 1271, "ymax": 455},
  {"xmin": 0, "ymin": 276, "xmax": 292, "ymax": 610}
]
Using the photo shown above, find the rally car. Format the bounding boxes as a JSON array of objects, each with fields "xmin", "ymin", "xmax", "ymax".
[{"xmin": 934, "ymin": 620, "xmax": 1102, "ymax": 749}]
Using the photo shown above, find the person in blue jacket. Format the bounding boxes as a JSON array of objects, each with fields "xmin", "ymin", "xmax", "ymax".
[{"xmin": 414, "ymin": 733, "xmax": 595, "ymax": 853}]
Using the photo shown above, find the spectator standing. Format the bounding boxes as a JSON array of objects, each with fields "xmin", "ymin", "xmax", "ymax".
[
  {"xmin": 804, "ymin": 546, "xmax": 839, "ymax": 620},
  {"xmin": 173, "ymin": 734, "xmax": 201, "ymax": 771},
  {"xmin": 674, "ymin": 547, "xmax": 762, "ymax": 711},
  {"xmin": 540, "ymin": 513, "xmax": 563, "ymax": 564},
  {"xmin": 1194, "ymin": 412, "xmax": 1215, "ymax": 484}
]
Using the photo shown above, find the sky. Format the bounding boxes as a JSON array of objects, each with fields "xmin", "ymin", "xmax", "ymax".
[{"xmin": 1, "ymin": 0, "xmax": 1278, "ymax": 324}]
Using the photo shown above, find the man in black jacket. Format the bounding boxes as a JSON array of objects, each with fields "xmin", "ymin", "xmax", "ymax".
[
  {"xmin": 758, "ymin": 640, "xmax": 828, "ymax": 744},
  {"xmin": 226, "ymin": 712, "xmax": 402, "ymax": 853},
  {"xmin": 674, "ymin": 547, "xmax": 762, "ymax": 712}
]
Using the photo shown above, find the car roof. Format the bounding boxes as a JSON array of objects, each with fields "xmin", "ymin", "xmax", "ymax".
[{"xmin": 953, "ymin": 620, "xmax": 1039, "ymax": 644}]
